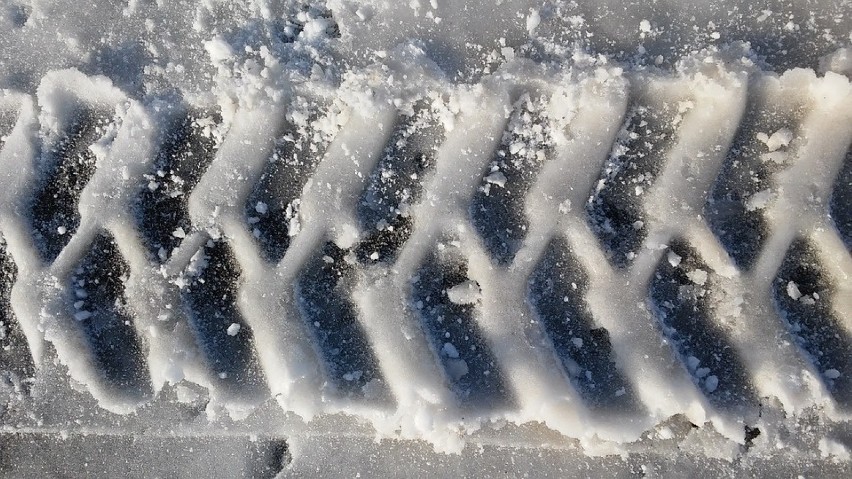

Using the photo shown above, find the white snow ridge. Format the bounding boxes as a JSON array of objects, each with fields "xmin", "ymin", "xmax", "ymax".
[{"xmin": 0, "ymin": 0, "xmax": 851, "ymax": 476}]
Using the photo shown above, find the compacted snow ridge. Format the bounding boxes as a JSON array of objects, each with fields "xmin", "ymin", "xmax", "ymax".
[{"xmin": 1, "ymin": 0, "xmax": 851, "ymax": 475}]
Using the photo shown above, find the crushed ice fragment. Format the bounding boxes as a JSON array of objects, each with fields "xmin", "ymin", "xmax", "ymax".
[
  {"xmin": 441, "ymin": 342, "xmax": 460, "ymax": 359},
  {"xmin": 226, "ymin": 323, "xmax": 241, "ymax": 336},
  {"xmin": 786, "ymin": 281, "xmax": 803, "ymax": 300},
  {"xmin": 705, "ymin": 375, "xmax": 719, "ymax": 393},
  {"xmin": 687, "ymin": 269, "xmax": 708, "ymax": 285},
  {"xmin": 746, "ymin": 189, "xmax": 774, "ymax": 211},
  {"xmin": 687, "ymin": 355, "xmax": 700, "ymax": 370},
  {"xmin": 446, "ymin": 280, "xmax": 481, "ymax": 305},
  {"xmin": 484, "ymin": 171, "xmax": 507, "ymax": 188},
  {"xmin": 667, "ymin": 251, "xmax": 682, "ymax": 267}
]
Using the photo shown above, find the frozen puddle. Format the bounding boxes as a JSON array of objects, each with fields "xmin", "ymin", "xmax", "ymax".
[{"xmin": 0, "ymin": 0, "xmax": 851, "ymax": 473}]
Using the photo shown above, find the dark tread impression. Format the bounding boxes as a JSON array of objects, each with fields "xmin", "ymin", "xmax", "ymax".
[
  {"xmin": 295, "ymin": 241, "xmax": 387, "ymax": 400},
  {"xmin": 829, "ymin": 146, "xmax": 852, "ymax": 252},
  {"xmin": 134, "ymin": 109, "xmax": 222, "ymax": 263},
  {"xmin": 70, "ymin": 232, "xmax": 151, "ymax": 398},
  {"xmin": 180, "ymin": 238, "xmax": 265, "ymax": 395},
  {"xmin": 0, "ymin": 238, "xmax": 34, "ymax": 383},
  {"xmin": 356, "ymin": 100, "xmax": 445, "ymax": 264},
  {"xmin": 246, "ymin": 103, "xmax": 335, "ymax": 264},
  {"xmin": 527, "ymin": 237, "xmax": 639, "ymax": 412},
  {"xmin": 411, "ymin": 244, "xmax": 512, "ymax": 409},
  {"xmin": 470, "ymin": 93, "xmax": 552, "ymax": 266},
  {"xmin": 31, "ymin": 108, "xmax": 110, "ymax": 263},
  {"xmin": 705, "ymin": 90, "xmax": 803, "ymax": 271},
  {"xmin": 772, "ymin": 238, "xmax": 852, "ymax": 410},
  {"xmin": 648, "ymin": 239, "xmax": 757, "ymax": 412},
  {"xmin": 586, "ymin": 100, "xmax": 681, "ymax": 268}
]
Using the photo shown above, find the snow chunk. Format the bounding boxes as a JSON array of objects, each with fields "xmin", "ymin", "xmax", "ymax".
[
  {"xmin": 757, "ymin": 128, "xmax": 793, "ymax": 152},
  {"xmin": 302, "ymin": 17, "xmax": 331, "ymax": 42},
  {"xmin": 746, "ymin": 189, "xmax": 774, "ymax": 211},
  {"xmin": 687, "ymin": 356, "xmax": 700, "ymax": 371},
  {"xmin": 485, "ymin": 171, "xmax": 507, "ymax": 188},
  {"xmin": 441, "ymin": 342, "xmax": 460, "ymax": 359},
  {"xmin": 667, "ymin": 251, "xmax": 682, "ymax": 267},
  {"xmin": 226, "ymin": 323, "xmax": 241, "ymax": 336},
  {"xmin": 687, "ymin": 269, "xmax": 708, "ymax": 286},
  {"xmin": 526, "ymin": 9, "xmax": 541, "ymax": 33},
  {"xmin": 705, "ymin": 375, "xmax": 719, "ymax": 393},
  {"xmin": 74, "ymin": 311, "xmax": 92, "ymax": 321},
  {"xmin": 446, "ymin": 280, "xmax": 480, "ymax": 305},
  {"xmin": 255, "ymin": 201, "xmax": 268, "ymax": 214},
  {"xmin": 639, "ymin": 20, "xmax": 651, "ymax": 33},
  {"xmin": 786, "ymin": 281, "xmax": 803, "ymax": 300},
  {"xmin": 205, "ymin": 37, "xmax": 234, "ymax": 62},
  {"xmin": 824, "ymin": 369, "xmax": 841, "ymax": 379}
]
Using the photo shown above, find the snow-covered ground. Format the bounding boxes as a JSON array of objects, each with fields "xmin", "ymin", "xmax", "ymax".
[{"xmin": 1, "ymin": 0, "xmax": 851, "ymax": 476}]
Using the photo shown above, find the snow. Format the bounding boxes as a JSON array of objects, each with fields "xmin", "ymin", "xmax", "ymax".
[
  {"xmin": 667, "ymin": 251, "xmax": 682, "ymax": 267},
  {"xmin": 226, "ymin": 323, "xmax": 241, "ymax": 336},
  {"xmin": 757, "ymin": 128, "xmax": 794, "ymax": 152},
  {"xmin": 787, "ymin": 281, "xmax": 803, "ymax": 300},
  {"xmin": 0, "ymin": 0, "xmax": 850, "ymax": 469},
  {"xmin": 484, "ymin": 171, "xmax": 507, "ymax": 188},
  {"xmin": 446, "ymin": 280, "xmax": 480, "ymax": 305},
  {"xmin": 686, "ymin": 269, "xmax": 708, "ymax": 286}
]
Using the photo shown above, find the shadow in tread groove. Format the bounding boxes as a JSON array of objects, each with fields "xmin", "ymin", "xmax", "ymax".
[
  {"xmin": 411, "ymin": 243, "xmax": 513, "ymax": 409},
  {"xmin": 470, "ymin": 93, "xmax": 552, "ymax": 266},
  {"xmin": 180, "ymin": 238, "xmax": 266, "ymax": 395},
  {"xmin": 705, "ymin": 88, "xmax": 804, "ymax": 271},
  {"xmin": 0, "ymin": 237, "xmax": 35, "ymax": 384},
  {"xmin": 356, "ymin": 100, "xmax": 445, "ymax": 264},
  {"xmin": 829, "ymin": 146, "xmax": 852, "ymax": 252},
  {"xmin": 772, "ymin": 238, "xmax": 852, "ymax": 410},
  {"xmin": 648, "ymin": 239, "xmax": 758, "ymax": 412},
  {"xmin": 527, "ymin": 237, "xmax": 640, "ymax": 413},
  {"xmin": 31, "ymin": 108, "xmax": 110, "ymax": 263},
  {"xmin": 586, "ymin": 100, "xmax": 681, "ymax": 268},
  {"xmin": 70, "ymin": 232, "xmax": 151, "ymax": 398},
  {"xmin": 246, "ymin": 103, "xmax": 336, "ymax": 264},
  {"xmin": 134, "ymin": 109, "xmax": 222, "ymax": 263},
  {"xmin": 295, "ymin": 241, "xmax": 388, "ymax": 400}
]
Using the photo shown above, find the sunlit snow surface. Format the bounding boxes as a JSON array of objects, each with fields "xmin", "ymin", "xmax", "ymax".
[{"xmin": 0, "ymin": 0, "xmax": 851, "ymax": 476}]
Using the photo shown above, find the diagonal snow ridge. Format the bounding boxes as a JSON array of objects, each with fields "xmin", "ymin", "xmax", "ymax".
[{"xmin": 0, "ymin": 52, "xmax": 851, "ymax": 453}]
